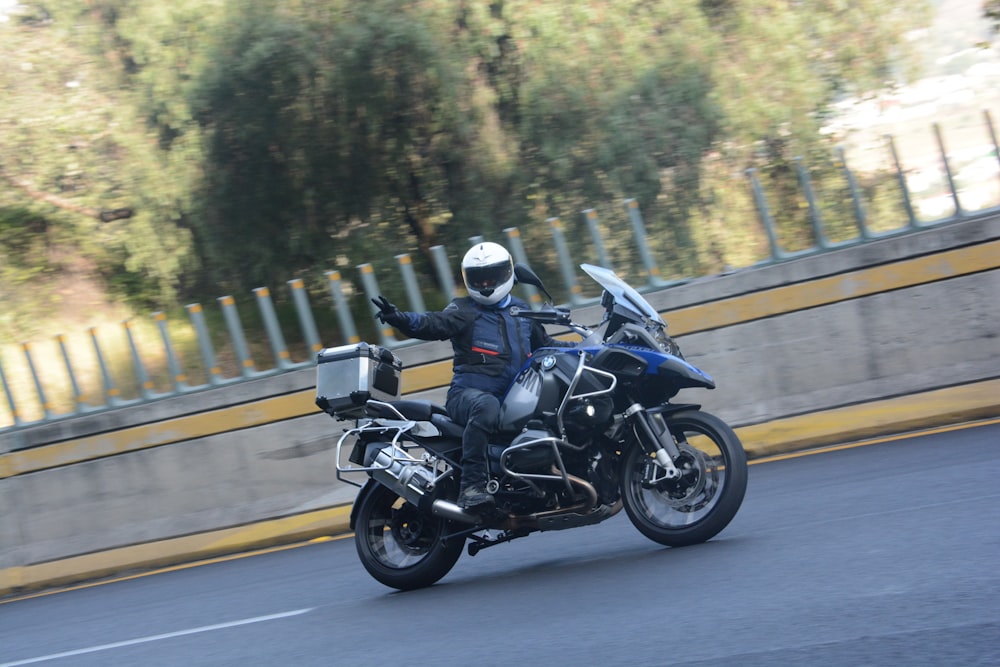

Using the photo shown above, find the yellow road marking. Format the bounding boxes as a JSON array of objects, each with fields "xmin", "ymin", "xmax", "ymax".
[
  {"xmin": 749, "ymin": 416, "xmax": 1000, "ymax": 465},
  {"xmin": 735, "ymin": 378, "xmax": 1000, "ymax": 458},
  {"xmin": 5, "ymin": 416, "xmax": 998, "ymax": 604},
  {"xmin": 0, "ymin": 506, "xmax": 352, "ymax": 602},
  {"xmin": 0, "ymin": 535, "xmax": 350, "ymax": 606},
  {"xmin": 1, "ymin": 390, "xmax": 318, "ymax": 477},
  {"xmin": 667, "ymin": 240, "xmax": 1000, "ymax": 335}
]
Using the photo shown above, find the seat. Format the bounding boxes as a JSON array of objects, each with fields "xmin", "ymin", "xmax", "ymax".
[
  {"xmin": 367, "ymin": 399, "xmax": 447, "ymax": 421},
  {"xmin": 430, "ymin": 413, "xmax": 466, "ymax": 439}
]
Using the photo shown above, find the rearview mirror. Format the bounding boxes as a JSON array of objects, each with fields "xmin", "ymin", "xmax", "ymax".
[{"xmin": 514, "ymin": 262, "xmax": 554, "ymax": 303}]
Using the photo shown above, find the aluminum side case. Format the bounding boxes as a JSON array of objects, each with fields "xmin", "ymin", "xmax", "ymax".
[{"xmin": 315, "ymin": 342, "xmax": 403, "ymax": 418}]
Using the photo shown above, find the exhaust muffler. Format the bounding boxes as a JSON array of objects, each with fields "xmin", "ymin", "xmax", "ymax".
[{"xmin": 366, "ymin": 443, "xmax": 482, "ymax": 525}]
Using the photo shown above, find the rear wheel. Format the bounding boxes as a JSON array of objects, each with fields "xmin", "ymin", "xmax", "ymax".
[
  {"xmin": 355, "ymin": 483, "xmax": 464, "ymax": 590},
  {"xmin": 621, "ymin": 409, "xmax": 747, "ymax": 547}
]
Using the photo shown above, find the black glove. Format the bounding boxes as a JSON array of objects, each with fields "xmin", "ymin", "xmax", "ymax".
[{"xmin": 371, "ymin": 296, "xmax": 405, "ymax": 327}]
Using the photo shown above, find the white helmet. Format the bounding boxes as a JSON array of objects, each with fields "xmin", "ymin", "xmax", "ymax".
[{"xmin": 461, "ymin": 242, "xmax": 515, "ymax": 306}]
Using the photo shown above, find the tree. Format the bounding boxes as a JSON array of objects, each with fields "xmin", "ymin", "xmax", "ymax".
[
  {"xmin": 0, "ymin": 1, "xmax": 212, "ymax": 309},
  {"xmin": 2, "ymin": 0, "xmax": 932, "ymax": 316},
  {"xmin": 185, "ymin": 1, "xmax": 724, "ymax": 288}
]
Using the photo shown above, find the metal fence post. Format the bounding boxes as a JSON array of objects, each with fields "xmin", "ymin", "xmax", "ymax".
[
  {"xmin": 623, "ymin": 199, "xmax": 665, "ymax": 287},
  {"xmin": 795, "ymin": 157, "xmax": 830, "ymax": 248},
  {"xmin": 986, "ymin": 110, "xmax": 1000, "ymax": 191},
  {"xmin": 218, "ymin": 296, "xmax": 258, "ymax": 377},
  {"xmin": 22, "ymin": 342, "xmax": 53, "ymax": 420},
  {"xmin": 745, "ymin": 170, "xmax": 784, "ymax": 261},
  {"xmin": 358, "ymin": 263, "xmax": 400, "ymax": 347},
  {"xmin": 122, "ymin": 319, "xmax": 157, "ymax": 400},
  {"xmin": 582, "ymin": 209, "xmax": 613, "ymax": 270},
  {"xmin": 287, "ymin": 279, "xmax": 323, "ymax": 356},
  {"xmin": 89, "ymin": 326, "xmax": 121, "ymax": 407},
  {"xmin": 504, "ymin": 227, "xmax": 541, "ymax": 308},
  {"xmin": 548, "ymin": 217, "xmax": 583, "ymax": 306},
  {"xmin": 430, "ymin": 245, "xmax": 458, "ymax": 303},
  {"xmin": 153, "ymin": 312, "xmax": 192, "ymax": 393},
  {"xmin": 885, "ymin": 135, "xmax": 917, "ymax": 228},
  {"xmin": 836, "ymin": 147, "xmax": 871, "ymax": 239},
  {"xmin": 933, "ymin": 122, "xmax": 963, "ymax": 220},
  {"xmin": 186, "ymin": 303, "xmax": 227, "ymax": 385},
  {"xmin": 55, "ymin": 333, "xmax": 89, "ymax": 412},
  {"xmin": 396, "ymin": 254, "xmax": 427, "ymax": 313},
  {"xmin": 254, "ymin": 287, "xmax": 294, "ymax": 370},
  {"xmin": 0, "ymin": 357, "xmax": 21, "ymax": 430},
  {"xmin": 324, "ymin": 271, "xmax": 360, "ymax": 346}
]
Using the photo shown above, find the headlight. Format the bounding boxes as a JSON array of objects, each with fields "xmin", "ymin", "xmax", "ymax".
[{"xmin": 652, "ymin": 326, "xmax": 683, "ymax": 358}]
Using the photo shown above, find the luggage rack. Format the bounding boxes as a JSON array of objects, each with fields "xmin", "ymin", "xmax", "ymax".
[{"xmin": 334, "ymin": 399, "xmax": 451, "ymax": 488}]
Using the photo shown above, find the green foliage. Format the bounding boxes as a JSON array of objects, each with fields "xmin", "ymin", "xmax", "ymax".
[
  {"xmin": 986, "ymin": 0, "xmax": 1000, "ymax": 31},
  {"xmin": 0, "ymin": 0, "xmax": 205, "ymax": 310},
  {"xmin": 0, "ymin": 207, "xmax": 52, "ymax": 340},
  {"xmin": 1, "ymin": 0, "xmax": 943, "ymax": 425},
  {"xmin": 1, "ymin": 0, "xmax": 932, "ymax": 314}
]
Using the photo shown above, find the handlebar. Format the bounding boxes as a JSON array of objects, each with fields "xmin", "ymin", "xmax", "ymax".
[
  {"xmin": 509, "ymin": 306, "xmax": 572, "ymax": 325},
  {"xmin": 511, "ymin": 306, "xmax": 596, "ymax": 342}
]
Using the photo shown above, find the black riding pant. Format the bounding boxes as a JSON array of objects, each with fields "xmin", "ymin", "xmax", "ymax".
[{"xmin": 445, "ymin": 387, "xmax": 500, "ymax": 488}]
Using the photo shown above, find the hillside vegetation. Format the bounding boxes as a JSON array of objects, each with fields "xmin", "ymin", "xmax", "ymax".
[{"xmin": 1, "ymin": 0, "xmax": 933, "ymax": 348}]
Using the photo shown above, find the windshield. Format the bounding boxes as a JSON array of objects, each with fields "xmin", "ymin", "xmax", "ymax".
[{"xmin": 580, "ymin": 264, "xmax": 665, "ymax": 325}]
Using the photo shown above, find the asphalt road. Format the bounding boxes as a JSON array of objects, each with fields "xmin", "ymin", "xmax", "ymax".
[{"xmin": 2, "ymin": 421, "xmax": 999, "ymax": 667}]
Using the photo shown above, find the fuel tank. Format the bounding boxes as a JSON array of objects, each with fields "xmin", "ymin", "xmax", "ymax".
[{"xmin": 498, "ymin": 351, "xmax": 577, "ymax": 432}]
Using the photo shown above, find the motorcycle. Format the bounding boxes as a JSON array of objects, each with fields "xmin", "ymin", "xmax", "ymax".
[{"xmin": 317, "ymin": 262, "xmax": 747, "ymax": 590}]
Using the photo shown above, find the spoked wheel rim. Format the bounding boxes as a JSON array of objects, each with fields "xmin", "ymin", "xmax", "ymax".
[
  {"xmin": 355, "ymin": 481, "xmax": 465, "ymax": 590},
  {"xmin": 626, "ymin": 421, "xmax": 730, "ymax": 530},
  {"xmin": 365, "ymin": 493, "xmax": 442, "ymax": 569}
]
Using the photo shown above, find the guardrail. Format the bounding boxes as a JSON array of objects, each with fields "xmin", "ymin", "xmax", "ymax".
[{"xmin": 2, "ymin": 111, "xmax": 999, "ymax": 434}]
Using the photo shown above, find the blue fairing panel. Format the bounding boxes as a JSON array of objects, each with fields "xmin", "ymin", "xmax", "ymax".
[
  {"xmin": 530, "ymin": 344, "xmax": 714, "ymax": 389},
  {"xmin": 657, "ymin": 356, "xmax": 715, "ymax": 389}
]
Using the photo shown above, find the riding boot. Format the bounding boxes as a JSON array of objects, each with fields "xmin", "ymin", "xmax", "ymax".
[{"xmin": 458, "ymin": 420, "xmax": 494, "ymax": 509}]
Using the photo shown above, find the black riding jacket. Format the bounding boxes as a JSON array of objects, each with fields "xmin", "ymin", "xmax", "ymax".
[{"xmin": 393, "ymin": 295, "xmax": 573, "ymax": 398}]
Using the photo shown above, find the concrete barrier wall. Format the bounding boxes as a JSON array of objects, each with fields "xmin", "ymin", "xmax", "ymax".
[{"xmin": 2, "ymin": 213, "xmax": 999, "ymax": 592}]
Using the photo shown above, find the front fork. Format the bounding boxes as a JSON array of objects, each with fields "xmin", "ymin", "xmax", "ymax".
[{"xmin": 625, "ymin": 404, "xmax": 682, "ymax": 480}]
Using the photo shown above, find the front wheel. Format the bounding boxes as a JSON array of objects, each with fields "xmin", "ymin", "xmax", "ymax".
[
  {"xmin": 621, "ymin": 409, "xmax": 747, "ymax": 547},
  {"xmin": 354, "ymin": 482, "xmax": 464, "ymax": 591}
]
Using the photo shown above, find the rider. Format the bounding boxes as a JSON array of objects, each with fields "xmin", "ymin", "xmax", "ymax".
[{"xmin": 372, "ymin": 242, "xmax": 574, "ymax": 510}]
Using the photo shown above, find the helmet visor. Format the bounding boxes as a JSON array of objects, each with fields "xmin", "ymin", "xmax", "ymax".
[{"xmin": 464, "ymin": 260, "xmax": 513, "ymax": 291}]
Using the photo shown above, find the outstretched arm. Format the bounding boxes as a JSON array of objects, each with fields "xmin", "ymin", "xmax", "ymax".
[{"xmin": 372, "ymin": 297, "xmax": 470, "ymax": 341}]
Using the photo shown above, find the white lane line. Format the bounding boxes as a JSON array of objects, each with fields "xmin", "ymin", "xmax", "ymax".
[{"xmin": 0, "ymin": 608, "xmax": 313, "ymax": 666}]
